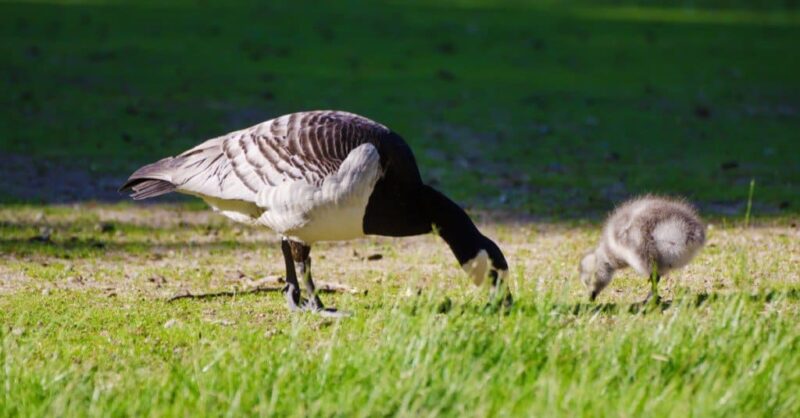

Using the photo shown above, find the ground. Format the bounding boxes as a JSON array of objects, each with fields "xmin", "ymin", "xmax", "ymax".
[
  {"xmin": 1, "ymin": 0, "xmax": 800, "ymax": 416},
  {"xmin": 1, "ymin": 205, "xmax": 799, "ymax": 416}
]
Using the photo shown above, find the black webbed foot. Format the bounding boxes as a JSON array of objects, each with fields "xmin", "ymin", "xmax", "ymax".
[
  {"xmin": 283, "ymin": 283, "xmax": 306, "ymax": 312},
  {"xmin": 302, "ymin": 295, "xmax": 351, "ymax": 317}
]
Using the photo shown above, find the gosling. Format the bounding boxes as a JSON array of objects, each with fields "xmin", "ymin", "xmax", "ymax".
[{"xmin": 579, "ymin": 195, "xmax": 706, "ymax": 302}]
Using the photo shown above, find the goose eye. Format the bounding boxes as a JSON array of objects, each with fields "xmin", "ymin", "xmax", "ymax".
[{"xmin": 489, "ymin": 269, "xmax": 499, "ymax": 285}]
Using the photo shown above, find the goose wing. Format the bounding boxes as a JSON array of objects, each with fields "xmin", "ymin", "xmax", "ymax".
[
  {"xmin": 224, "ymin": 110, "xmax": 389, "ymax": 192},
  {"xmin": 122, "ymin": 111, "xmax": 390, "ymax": 204}
]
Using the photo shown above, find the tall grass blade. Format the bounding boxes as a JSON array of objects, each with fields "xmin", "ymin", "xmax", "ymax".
[{"xmin": 744, "ymin": 178, "xmax": 755, "ymax": 228}]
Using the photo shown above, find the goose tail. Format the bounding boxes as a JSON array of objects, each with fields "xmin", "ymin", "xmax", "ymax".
[
  {"xmin": 119, "ymin": 137, "xmax": 229, "ymax": 200},
  {"xmin": 118, "ymin": 157, "xmax": 180, "ymax": 200}
]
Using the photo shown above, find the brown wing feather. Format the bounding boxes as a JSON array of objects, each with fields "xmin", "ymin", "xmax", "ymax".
[
  {"xmin": 121, "ymin": 111, "xmax": 390, "ymax": 202},
  {"xmin": 238, "ymin": 110, "xmax": 389, "ymax": 188}
]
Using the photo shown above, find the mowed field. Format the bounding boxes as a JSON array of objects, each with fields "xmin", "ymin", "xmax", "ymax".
[
  {"xmin": 1, "ymin": 206, "xmax": 799, "ymax": 416},
  {"xmin": 1, "ymin": 0, "xmax": 800, "ymax": 416}
]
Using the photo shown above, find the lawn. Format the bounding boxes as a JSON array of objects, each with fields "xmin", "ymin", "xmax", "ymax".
[
  {"xmin": 1, "ymin": 0, "xmax": 799, "ymax": 416},
  {"xmin": 1, "ymin": 0, "xmax": 798, "ymax": 214},
  {"xmin": 1, "ymin": 206, "xmax": 799, "ymax": 416}
]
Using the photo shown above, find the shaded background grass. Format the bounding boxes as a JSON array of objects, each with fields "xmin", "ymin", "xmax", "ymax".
[
  {"xmin": 1, "ymin": 1, "xmax": 800, "ymax": 416},
  {"xmin": 1, "ymin": 0, "xmax": 798, "ymax": 216}
]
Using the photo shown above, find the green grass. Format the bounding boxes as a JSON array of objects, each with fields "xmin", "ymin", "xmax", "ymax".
[
  {"xmin": 1, "ymin": 205, "xmax": 800, "ymax": 416},
  {"xmin": 3, "ymin": 289, "xmax": 799, "ymax": 417},
  {"xmin": 1, "ymin": 0, "xmax": 799, "ymax": 214},
  {"xmin": 2, "ymin": 0, "xmax": 800, "ymax": 415}
]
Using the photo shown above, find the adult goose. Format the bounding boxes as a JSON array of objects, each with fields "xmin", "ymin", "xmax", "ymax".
[{"xmin": 120, "ymin": 110, "xmax": 510, "ymax": 315}]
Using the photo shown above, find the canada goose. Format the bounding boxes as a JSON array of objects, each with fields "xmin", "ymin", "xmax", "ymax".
[
  {"xmin": 120, "ymin": 110, "xmax": 510, "ymax": 315},
  {"xmin": 579, "ymin": 195, "xmax": 706, "ymax": 303}
]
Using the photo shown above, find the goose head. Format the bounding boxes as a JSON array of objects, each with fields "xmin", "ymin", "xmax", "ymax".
[{"xmin": 461, "ymin": 235, "xmax": 509, "ymax": 286}]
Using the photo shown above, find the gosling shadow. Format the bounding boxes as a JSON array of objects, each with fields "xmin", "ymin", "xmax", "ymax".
[{"xmin": 565, "ymin": 288, "xmax": 800, "ymax": 315}]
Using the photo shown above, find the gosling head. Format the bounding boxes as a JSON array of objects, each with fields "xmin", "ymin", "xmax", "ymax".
[
  {"xmin": 579, "ymin": 252, "xmax": 597, "ymax": 289},
  {"xmin": 579, "ymin": 251, "xmax": 612, "ymax": 301}
]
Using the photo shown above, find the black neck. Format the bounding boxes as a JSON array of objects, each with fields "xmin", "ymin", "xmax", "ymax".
[
  {"xmin": 421, "ymin": 185, "xmax": 485, "ymax": 265},
  {"xmin": 362, "ymin": 179, "xmax": 492, "ymax": 267}
]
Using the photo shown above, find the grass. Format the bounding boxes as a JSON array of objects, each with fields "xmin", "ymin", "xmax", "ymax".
[
  {"xmin": 1, "ymin": 0, "xmax": 800, "ymax": 415},
  {"xmin": 1, "ymin": 0, "xmax": 799, "ymax": 214},
  {"xmin": 1, "ymin": 205, "xmax": 799, "ymax": 416},
  {"xmin": 3, "ymin": 289, "xmax": 799, "ymax": 416},
  {"xmin": 745, "ymin": 178, "xmax": 756, "ymax": 228}
]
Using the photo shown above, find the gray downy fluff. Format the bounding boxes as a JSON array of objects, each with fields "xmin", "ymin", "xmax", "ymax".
[{"xmin": 579, "ymin": 195, "xmax": 706, "ymax": 301}]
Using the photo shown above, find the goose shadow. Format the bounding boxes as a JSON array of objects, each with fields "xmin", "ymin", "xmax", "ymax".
[{"xmin": 165, "ymin": 277, "xmax": 361, "ymax": 303}]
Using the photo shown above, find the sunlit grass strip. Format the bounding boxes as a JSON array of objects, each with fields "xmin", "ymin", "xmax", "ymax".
[
  {"xmin": 573, "ymin": 6, "xmax": 800, "ymax": 27},
  {"xmin": 745, "ymin": 179, "xmax": 755, "ymax": 228},
  {"xmin": 1, "ymin": 291, "xmax": 799, "ymax": 416}
]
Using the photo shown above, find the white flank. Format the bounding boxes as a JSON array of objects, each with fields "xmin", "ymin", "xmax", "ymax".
[
  {"xmin": 462, "ymin": 250, "xmax": 490, "ymax": 286},
  {"xmin": 199, "ymin": 196, "xmax": 262, "ymax": 226},
  {"xmin": 256, "ymin": 143, "xmax": 383, "ymax": 243}
]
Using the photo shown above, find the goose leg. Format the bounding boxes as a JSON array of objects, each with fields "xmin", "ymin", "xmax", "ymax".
[
  {"xmin": 291, "ymin": 242, "xmax": 323, "ymax": 311},
  {"xmin": 289, "ymin": 241, "xmax": 349, "ymax": 317},
  {"xmin": 281, "ymin": 238, "xmax": 305, "ymax": 311}
]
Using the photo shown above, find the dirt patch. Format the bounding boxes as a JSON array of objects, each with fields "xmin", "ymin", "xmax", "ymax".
[
  {"xmin": 0, "ymin": 154, "xmax": 128, "ymax": 203},
  {"xmin": 2, "ymin": 204, "xmax": 799, "ymax": 303}
]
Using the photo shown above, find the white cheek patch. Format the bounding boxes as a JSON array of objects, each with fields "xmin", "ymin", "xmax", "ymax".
[{"xmin": 462, "ymin": 250, "xmax": 490, "ymax": 286}]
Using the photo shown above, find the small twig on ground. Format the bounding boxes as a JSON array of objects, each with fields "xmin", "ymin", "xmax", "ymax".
[
  {"xmin": 167, "ymin": 286, "xmax": 284, "ymax": 302},
  {"xmin": 167, "ymin": 276, "xmax": 361, "ymax": 302},
  {"xmin": 247, "ymin": 276, "xmax": 361, "ymax": 294}
]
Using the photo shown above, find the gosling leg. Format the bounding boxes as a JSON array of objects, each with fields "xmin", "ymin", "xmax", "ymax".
[{"xmin": 642, "ymin": 270, "xmax": 661, "ymax": 305}]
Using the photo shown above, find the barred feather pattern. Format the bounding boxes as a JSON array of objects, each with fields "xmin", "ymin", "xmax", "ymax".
[
  {"xmin": 123, "ymin": 110, "xmax": 390, "ymax": 241},
  {"xmin": 174, "ymin": 110, "xmax": 388, "ymax": 199}
]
